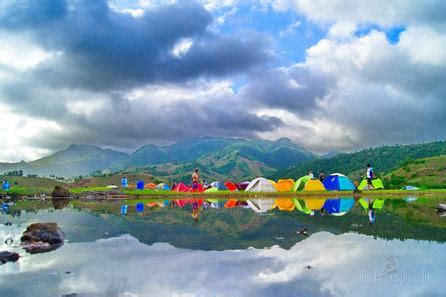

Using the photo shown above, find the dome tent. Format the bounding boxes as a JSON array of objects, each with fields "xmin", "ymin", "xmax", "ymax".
[
  {"xmin": 358, "ymin": 177, "xmax": 384, "ymax": 190},
  {"xmin": 323, "ymin": 173, "xmax": 355, "ymax": 191},
  {"xmin": 245, "ymin": 178, "xmax": 276, "ymax": 192},
  {"xmin": 276, "ymin": 179, "xmax": 295, "ymax": 192},
  {"xmin": 292, "ymin": 175, "xmax": 311, "ymax": 192},
  {"xmin": 303, "ymin": 179, "xmax": 326, "ymax": 191}
]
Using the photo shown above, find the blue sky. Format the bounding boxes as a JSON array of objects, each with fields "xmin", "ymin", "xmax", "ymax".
[{"xmin": 0, "ymin": 0, "xmax": 445, "ymax": 161}]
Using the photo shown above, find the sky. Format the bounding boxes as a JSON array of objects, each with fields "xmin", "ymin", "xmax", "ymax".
[{"xmin": 0, "ymin": 0, "xmax": 445, "ymax": 162}]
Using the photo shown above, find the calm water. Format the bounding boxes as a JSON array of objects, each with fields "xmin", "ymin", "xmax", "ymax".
[{"xmin": 1, "ymin": 196, "xmax": 445, "ymax": 296}]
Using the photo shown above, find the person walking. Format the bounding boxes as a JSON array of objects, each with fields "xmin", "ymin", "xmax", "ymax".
[{"xmin": 366, "ymin": 164, "xmax": 375, "ymax": 190}]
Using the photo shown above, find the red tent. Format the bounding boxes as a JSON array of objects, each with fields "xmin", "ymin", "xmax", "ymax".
[
  {"xmin": 224, "ymin": 181, "xmax": 238, "ymax": 192},
  {"xmin": 188, "ymin": 183, "xmax": 204, "ymax": 193},
  {"xmin": 173, "ymin": 183, "xmax": 190, "ymax": 192}
]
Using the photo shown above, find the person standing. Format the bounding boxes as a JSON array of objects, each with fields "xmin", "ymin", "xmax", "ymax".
[
  {"xmin": 121, "ymin": 176, "xmax": 128, "ymax": 189},
  {"xmin": 308, "ymin": 171, "xmax": 314, "ymax": 179},
  {"xmin": 191, "ymin": 169, "xmax": 202, "ymax": 192},
  {"xmin": 319, "ymin": 171, "xmax": 326, "ymax": 182},
  {"xmin": 366, "ymin": 164, "xmax": 375, "ymax": 190}
]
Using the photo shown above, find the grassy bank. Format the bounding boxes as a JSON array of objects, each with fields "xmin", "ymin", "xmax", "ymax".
[{"xmin": 4, "ymin": 186, "xmax": 446, "ymax": 199}]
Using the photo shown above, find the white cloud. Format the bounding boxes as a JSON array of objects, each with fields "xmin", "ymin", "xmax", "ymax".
[
  {"xmin": 0, "ymin": 33, "xmax": 54, "ymax": 71},
  {"xmin": 170, "ymin": 38, "xmax": 194, "ymax": 58},
  {"xmin": 0, "ymin": 103, "xmax": 62, "ymax": 161}
]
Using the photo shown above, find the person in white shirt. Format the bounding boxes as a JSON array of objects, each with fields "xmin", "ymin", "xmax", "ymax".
[{"xmin": 366, "ymin": 164, "xmax": 375, "ymax": 190}]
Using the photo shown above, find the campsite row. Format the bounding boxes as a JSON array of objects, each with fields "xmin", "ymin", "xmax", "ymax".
[
  {"xmin": 120, "ymin": 197, "xmax": 385, "ymax": 216},
  {"xmin": 125, "ymin": 173, "xmax": 385, "ymax": 193}
]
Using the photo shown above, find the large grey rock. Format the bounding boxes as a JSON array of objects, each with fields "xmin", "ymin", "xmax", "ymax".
[{"xmin": 21, "ymin": 222, "xmax": 65, "ymax": 254}]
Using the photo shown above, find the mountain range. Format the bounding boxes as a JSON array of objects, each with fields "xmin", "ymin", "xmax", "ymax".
[{"xmin": 0, "ymin": 137, "xmax": 315, "ymax": 181}]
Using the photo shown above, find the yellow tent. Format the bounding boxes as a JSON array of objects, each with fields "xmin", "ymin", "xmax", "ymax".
[
  {"xmin": 303, "ymin": 179, "xmax": 326, "ymax": 191},
  {"xmin": 304, "ymin": 198, "xmax": 326, "ymax": 210},
  {"xmin": 276, "ymin": 179, "xmax": 295, "ymax": 192},
  {"xmin": 274, "ymin": 198, "xmax": 296, "ymax": 211}
]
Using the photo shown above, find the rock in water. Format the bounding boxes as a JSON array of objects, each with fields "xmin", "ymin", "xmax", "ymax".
[
  {"xmin": 21, "ymin": 222, "xmax": 65, "ymax": 254},
  {"xmin": 0, "ymin": 251, "xmax": 19, "ymax": 264},
  {"xmin": 52, "ymin": 186, "xmax": 70, "ymax": 198}
]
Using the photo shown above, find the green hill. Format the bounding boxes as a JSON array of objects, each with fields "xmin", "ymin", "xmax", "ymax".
[
  {"xmin": 119, "ymin": 137, "xmax": 315, "ymax": 183},
  {"xmin": 383, "ymin": 155, "xmax": 446, "ymax": 189},
  {"xmin": 0, "ymin": 137, "xmax": 315, "ymax": 180},
  {"xmin": 274, "ymin": 141, "xmax": 446, "ymax": 181}
]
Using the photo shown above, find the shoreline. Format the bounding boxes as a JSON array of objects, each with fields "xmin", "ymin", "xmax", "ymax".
[{"xmin": 3, "ymin": 189, "xmax": 446, "ymax": 201}]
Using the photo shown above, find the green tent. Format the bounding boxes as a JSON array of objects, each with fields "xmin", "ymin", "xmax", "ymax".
[
  {"xmin": 292, "ymin": 175, "xmax": 311, "ymax": 192},
  {"xmin": 358, "ymin": 177, "xmax": 384, "ymax": 190},
  {"xmin": 358, "ymin": 198, "xmax": 385, "ymax": 210},
  {"xmin": 292, "ymin": 198, "xmax": 312, "ymax": 214}
]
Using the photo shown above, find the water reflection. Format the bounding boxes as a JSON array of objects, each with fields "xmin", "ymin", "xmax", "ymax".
[{"xmin": 1, "ymin": 196, "xmax": 445, "ymax": 296}]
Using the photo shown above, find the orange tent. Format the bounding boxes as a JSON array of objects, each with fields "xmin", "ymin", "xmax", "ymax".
[
  {"xmin": 276, "ymin": 179, "xmax": 295, "ymax": 192},
  {"xmin": 145, "ymin": 183, "xmax": 157, "ymax": 189},
  {"xmin": 224, "ymin": 199, "xmax": 238, "ymax": 208}
]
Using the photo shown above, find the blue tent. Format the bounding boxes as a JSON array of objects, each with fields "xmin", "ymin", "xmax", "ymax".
[
  {"xmin": 323, "ymin": 173, "xmax": 355, "ymax": 191},
  {"xmin": 156, "ymin": 183, "xmax": 171, "ymax": 191},
  {"xmin": 136, "ymin": 180, "xmax": 144, "ymax": 190},
  {"xmin": 210, "ymin": 181, "xmax": 228, "ymax": 191},
  {"xmin": 323, "ymin": 198, "xmax": 355, "ymax": 215}
]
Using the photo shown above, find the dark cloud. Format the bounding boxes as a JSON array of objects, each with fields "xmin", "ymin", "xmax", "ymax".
[
  {"xmin": 242, "ymin": 66, "xmax": 333, "ymax": 112},
  {"xmin": 0, "ymin": 0, "xmax": 270, "ymax": 90}
]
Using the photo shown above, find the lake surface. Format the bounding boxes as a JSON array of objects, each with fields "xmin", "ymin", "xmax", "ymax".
[{"xmin": 1, "ymin": 196, "xmax": 445, "ymax": 296}]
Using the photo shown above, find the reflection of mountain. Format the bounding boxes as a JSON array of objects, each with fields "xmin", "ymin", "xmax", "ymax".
[{"xmin": 3, "ymin": 198, "xmax": 446, "ymax": 251}]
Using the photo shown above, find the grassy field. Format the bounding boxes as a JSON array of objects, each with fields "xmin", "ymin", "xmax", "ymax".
[
  {"xmin": 4, "ymin": 186, "xmax": 446, "ymax": 199},
  {"xmin": 2, "ymin": 175, "xmax": 446, "ymax": 199}
]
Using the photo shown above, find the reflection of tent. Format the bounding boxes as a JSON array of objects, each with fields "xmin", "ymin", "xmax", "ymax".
[
  {"xmin": 274, "ymin": 198, "xmax": 296, "ymax": 211},
  {"xmin": 304, "ymin": 198, "xmax": 326, "ymax": 210},
  {"xmin": 292, "ymin": 176, "xmax": 311, "ymax": 192},
  {"xmin": 247, "ymin": 199, "xmax": 275, "ymax": 213},
  {"xmin": 145, "ymin": 183, "xmax": 157, "ymax": 189},
  {"xmin": 207, "ymin": 199, "xmax": 225, "ymax": 209},
  {"xmin": 323, "ymin": 173, "xmax": 355, "ymax": 191},
  {"xmin": 224, "ymin": 199, "xmax": 238, "ymax": 208},
  {"xmin": 156, "ymin": 183, "xmax": 171, "ymax": 191},
  {"xmin": 358, "ymin": 177, "xmax": 384, "ymax": 190},
  {"xmin": 224, "ymin": 181, "xmax": 238, "ymax": 192},
  {"xmin": 210, "ymin": 181, "xmax": 228, "ymax": 191},
  {"xmin": 276, "ymin": 179, "xmax": 295, "ymax": 192},
  {"xmin": 293, "ymin": 199, "xmax": 312, "ymax": 214},
  {"xmin": 245, "ymin": 178, "xmax": 277, "ymax": 192},
  {"xmin": 174, "ymin": 199, "xmax": 190, "ymax": 208},
  {"xmin": 323, "ymin": 198, "xmax": 355, "ymax": 215},
  {"xmin": 303, "ymin": 179, "xmax": 326, "ymax": 191},
  {"xmin": 358, "ymin": 198, "xmax": 385, "ymax": 210},
  {"xmin": 173, "ymin": 183, "xmax": 189, "ymax": 192}
]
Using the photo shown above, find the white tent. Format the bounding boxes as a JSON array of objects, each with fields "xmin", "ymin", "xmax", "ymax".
[
  {"xmin": 245, "ymin": 178, "xmax": 276, "ymax": 192},
  {"xmin": 246, "ymin": 198, "xmax": 275, "ymax": 213}
]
